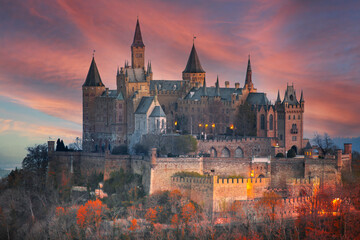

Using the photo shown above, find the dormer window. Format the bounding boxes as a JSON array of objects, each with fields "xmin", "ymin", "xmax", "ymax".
[{"xmin": 290, "ymin": 95, "xmax": 294, "ymax": 101}]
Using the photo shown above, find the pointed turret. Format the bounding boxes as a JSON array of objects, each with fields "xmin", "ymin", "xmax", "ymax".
[
  {"xmin": 183, "ymin": 43, "xmax": 205, "ymax": 74},
  {"xmin": 244, "ymin": 55, "xmax": 253, "ymax": 91},
  {"xmin": 276, "ymin": 90, "xmax": 281, "ymax": 103},
  {"xmin": 83, "ymin": 57, "xmax": 104, "ymax": 87},
  {"xmin": 132, "ymin": 18, "xmax": 145, "ymax": 48},
  {"xmin": 215, "ymin": 75, "xmax": 220, "ymax": 97},
  {"xmin": 300, "ymin": 90, "xmax": 304, "ymax": 103},
  {"xmin": 202, "ymin": 78, "xmax": 207, "ymax": 96}
]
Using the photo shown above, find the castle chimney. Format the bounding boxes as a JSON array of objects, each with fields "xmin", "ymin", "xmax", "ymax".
[
  {"xmin": 336, "ymin": 149, "xmax": 343, "ymax": 169},
  {"xmin": 150, "ymin": 148, "xmax": 157, "ymax": 167},
  {"xmin": 48, "ymin": 141, "xmax": 55, "ymax": 152},
  {"xmin": 235, "ymin": 82, "xmax": 240, "ymax": 89},
  {"xmin": 225, "ymin": 81, "xmax": 229, "ymax": 88},
  {"xmin": 344, "ymin": 143, "xmax": 352, "ymax": 155}
]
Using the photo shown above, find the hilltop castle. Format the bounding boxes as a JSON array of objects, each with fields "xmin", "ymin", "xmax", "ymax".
[
  {"xmin": 82, "ymin": 19, "xmax": 304, "ymax": 155},
  {"xmin": 48, "ymin": 19, "xmax": 352, "ymax": 214}
]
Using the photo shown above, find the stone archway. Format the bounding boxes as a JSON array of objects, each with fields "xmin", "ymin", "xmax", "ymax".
[
  {"xmin": 258, "ymin": 174, "xmax": 265, "ymax": 178},
  {"xmin": 235, "ymin": 147, "xmax": 244, "ymax": 158},
  {"xmin": 291, "ymin": 145, "xmax": 298, "ymax": 154},
  {"xmin": 210, "ymin": 147, "xmax": 217, "ymax": 158},
  {"xmin": 221, "ymin": 147, "xmax": 230, "ymax": 158}
]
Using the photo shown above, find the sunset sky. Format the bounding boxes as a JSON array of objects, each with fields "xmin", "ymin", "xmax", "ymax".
[{"xmin": 1, "ymin": 0, "xmax": 360, "ymax": 168}]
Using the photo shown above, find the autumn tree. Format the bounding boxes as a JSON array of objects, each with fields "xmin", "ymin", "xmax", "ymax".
[
  {"xmin": 76, "ymin": 199, "xmax": 108, "ymax": 236},
  {"xmin": 312, "ymin": 132, "xmax": 336, "ymax": 156},
  {"xmin": 235, "ymin": 102, "xmax": 256, "ymax": 136}
]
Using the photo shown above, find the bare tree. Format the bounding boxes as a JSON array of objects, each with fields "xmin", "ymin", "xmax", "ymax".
[{"xmin": 312, "ymin": 133, "xmax": 336, "ymax": 156}]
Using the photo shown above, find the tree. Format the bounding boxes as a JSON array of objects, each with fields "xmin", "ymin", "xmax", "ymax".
[
  {"xmin": 312, "ymin": 133, "xmax": 336, "ymax": 156},
  {"xmin": 235, "ymin": 102, "xmax": 256, "ymax": 136},
  {"xmin": 22, "ymin": 144, "xmax": 48, "ymax": 190}
]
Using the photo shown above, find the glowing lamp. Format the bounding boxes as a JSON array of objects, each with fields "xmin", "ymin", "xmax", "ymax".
[
  {"xmin": 212, "ymin": 123, "xmax": 215, "ymax": 128},
  {"xmin": 174, "ymin": 121, "xmax": 178, "ymax": 126},
  {"xmin": 205, "ymin": 124, "xmax": 208, "ymax": 128},
  {"xmin": 230, "ymin": 124, "xmax": 234, "ymax": 130}
]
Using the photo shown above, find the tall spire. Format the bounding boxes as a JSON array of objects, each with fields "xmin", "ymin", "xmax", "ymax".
[
  {"xmin": 300, "ymin": 90, "xmax": 304, "ymax": 102},
  {"xmin": 83, "ymin": 56, "xmax": 104, "ymax": 87},
  {"xmin": 132, "ymin": 18, "xmax": 145, "ymax": 48},
  {"xmin": 183, "ymin": 43, "xmax": 205, "ymax": 73},
  {"xmin": 276, "ymin": 90, "xmax": 281, "ymax": 103},
  {"xmin": 215, "ymin": 75, "xmax": 220, "ymax": 96},
  {"xmin": 202, "ymin": 78, "xmax": 207, "ymax": 96},
  {"xmin": 244, "ymin": 55, "xmax": 253, "ymax": 90}
]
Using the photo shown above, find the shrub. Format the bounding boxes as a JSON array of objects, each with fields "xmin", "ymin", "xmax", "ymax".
[
  {"xmin": 172, "ymin": 171, "xmax": 205, "ymax": 178},
  {"xmin": 287, "ymin": 148, "xmax": 296, "ymax": 158},
  {"xmin": 275, "ymin": 152, "xmax": 285, "ymax": 158},
  {"xmin": 111, "ymin": 145, "xmax": 128, "ymax": 155}
]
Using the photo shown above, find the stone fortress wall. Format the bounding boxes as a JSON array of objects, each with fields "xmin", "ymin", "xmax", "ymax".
[{"xmin": 47, "ymin": 141, "xmax": 352, "ymax": 213}]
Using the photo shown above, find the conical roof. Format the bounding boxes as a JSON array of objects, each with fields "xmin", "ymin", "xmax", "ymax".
[
  {"xmin": 244, "ymin": 55, "xmax": 252, "ymax": 86},
  {"xmin": 183, "ymin": 43, "xmax": 205, "ymax": 73},
  {"xmin": 83, "ymin": 57, "xmax": 104, "ymax": 87},
  {"xmin": 132, "ymin": 19, "xmax": 145, "ymax": 48},
  {"xmin": 215, "ymin": 75, "xmax": 220, "ymax": 96}
]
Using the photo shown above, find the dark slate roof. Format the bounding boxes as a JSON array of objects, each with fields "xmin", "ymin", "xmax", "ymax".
[
  {"xmin": 184, "ymin": 87, "xmax": 243, "ymax": 101},
  {"xmin": 100, "ymin": 90, "xmax": 124, "ymax": 100},
  {"xmin": 282, "ymin": 85, "xmax": 299, "ymax": 105},
  {"xmin": 132, "ymin": 19, "xmax": 145, "ymax": 48},
  {"xmin": 83, "ymin": 57, "xmax": 104, "ymax": 87},
  {"xmin": 246, "ymin": 93, "xmax": 270, "ymax": 105},
  {"xmin": 150, "ymin": 80, "xmax": 183, "ymax": 91},
  {"xmin": 183, "ymin": 44, "xmax": 205, "ymax": 73},
  {"xmin": 135, "ymin": 96, "xmax": 154, "ymax": 114},
  {"xmin": 126, "ymin": 68, "xmax": 146, "ymax": 82},
  {"xmin": 149, "ymin": 106, "xmax": 166, "ymax": 117},
  {"xmin": 304, "ymin": 141, "xmax": 312, "ymax": 150}
]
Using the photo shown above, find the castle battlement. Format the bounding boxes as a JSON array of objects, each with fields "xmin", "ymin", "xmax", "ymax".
[
  {"xmin": 171, "ymin": 176, "xmax": 213, "ymax": 184},
  {"xmin": 215, "ymin": 176, "xmax": 269, "ymax": 185},
  {"xmin": 288, "ymin": 177, "xmax": 320, "ymax": 185},
  {"xmin": 199, "ymin": 136, "xmax": 273, "ymax": 143}
]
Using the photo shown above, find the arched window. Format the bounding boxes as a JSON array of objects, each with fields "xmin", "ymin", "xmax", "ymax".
[
  {"xmin": 221, "ymin": 147, "xmax": 230, "ymax": 158},
  {"xmin": 269, "ymin": 114, "xmax": 274, "ymax": 130},
  {"xmin": 157, "ymin": 120, "xmax": 160, "ymax": 129},
  {"xmin": 210, "ymin": 147, "xmax": 217, "ymax": 158},
  {"xmin": 235, "ymin": 147, "xmax": 244, "ymax": 158},
  {"xmin": 260, "ymin": 114, "xmax": 265, "ymax": 130},
  {"xmin": 161, "ymin": 119, "xmax": 165, "ymax": 129}
]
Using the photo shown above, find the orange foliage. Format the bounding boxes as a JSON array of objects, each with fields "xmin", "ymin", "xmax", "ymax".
[
  {"xmin": 55, "ymin": 206, "xmax": 65, "ymax": 216},
  {"xmin": 181, "ymin": 202, "xmax": 196, "ymax": 224},
  {"xmin": 145, "ymin": 208, "xmax": 157, "ymax": 225},
  {"xmin": 171, "ymin": 214, "xmax": 179, "ymax": 227},
  {"xmin": 129, "ymin": 218, "xmax": 139, "ymax": 231},
  {"xmin": 76, "ymin": 199, "xmax": 107, "ymax": 229}
]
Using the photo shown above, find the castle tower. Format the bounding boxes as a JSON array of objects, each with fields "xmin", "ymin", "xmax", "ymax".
[
  {"xmin": 244, "ymin": 55, "xmax": 255, "ymax": 92},
  {"xmin": 182, "ymin": 42, "xmax": 206, "ymax": 88},
  {"xmin": 82, "ymin": 56, "xmax": 105, "ymax": 152},
  {"xmin": 276, "ymin": 84, "xmax": 304, "ymax": 153},
  {"xmin": 131, "ymin": 18, "xmax": 145, "ymax": 69}
]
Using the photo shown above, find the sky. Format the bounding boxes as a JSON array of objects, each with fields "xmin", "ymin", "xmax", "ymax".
[{"xmin": 0, "ymin": 0, "xmax": 360, "ymax": 168}]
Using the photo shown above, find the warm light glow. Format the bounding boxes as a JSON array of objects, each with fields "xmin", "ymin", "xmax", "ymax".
[
  {"xmin": 250, "ymin": 170, "xmax": 254, "ymax": 178},
  {"xmin": 174, "ymin": 121, "xmax": 178, "ymax": 126},
  {"xmin": 205, "ymin": 124, "xmax": 208, "ymax": 128},
  {"xmin": 230, "ymin": 124, "xmax": 234, "ymax": 130},
  {"xmin": 199, "ymin": 124, "xmax": 202, "ymax": 127},
  {"xmin": 212, "ymin": 123, "xmax": 215, "ymax": 128}
]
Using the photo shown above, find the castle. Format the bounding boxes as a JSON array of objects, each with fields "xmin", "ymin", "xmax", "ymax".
[
  {"xmin": 82, "ymin": 19, "xmax": 304, "ymax": 155},
  {"xmin": 48, "ymin": 19, "xmax": 352, "ymax": 215}
]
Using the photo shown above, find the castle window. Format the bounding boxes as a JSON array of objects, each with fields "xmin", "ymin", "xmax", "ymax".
[
  {"xmin": 261, "ymin": 114, "xmax": 265, "ymax": 130},
  {"xmin": 235, "ymin": 147, "xmax": 244, "ymax": 158},
  {"xmin": 288, "ymin": 115, "xmax": 291, "ymax": 120},
  {"xmin": 291, "ymin": 124, "xmax": 298, "ymax": 134},
  {"xmin": 269, "ymin": 114, "xmax": 274, "ymax": 130},
  {"xmin": 292, "ymin": 136, "xmax": 297, "ymax": 141},
  {"xmin": 119, "ymin": 103, "xmax": 122, "ymax": 109},
  {"xmin": 157, "ymin": 120, "xmax": 160, "ymax": 129},
  {"xmin": 210, "ymin": 147, "xmax": 217, "ymax": 157},
  {"xmin": 298, "ymin": 115, "xmax": 300, "ymax": 120},
  {"xmin": 221, "ymin": 147, "xmax": 230, "ymax": 158},
  {"xmin": 280, "ymin": 134, "xmax": 283, "ymax": 140},
  {"xmin": 293, "ymin": 115, "xmax": 295, "ymax": 120}
]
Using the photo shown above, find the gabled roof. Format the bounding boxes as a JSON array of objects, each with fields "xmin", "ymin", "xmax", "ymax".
[
  {"xmin": 134, "ymin": 96, "xmax": 154, "ymax": 114},
  {"xmin": 246, "ymin": 93, "xmax": 269, "ymax": 106},
  {"xmin": 132, "ymin": 19, "xmax": 145, "ymax": 48},
  {"xmin": 125, "ymin": 68, "xmax": 146, "ymax": 82},
  {"xmin": 184, "ymin": 87, "xmax": 243, "ymax": 101},
  {"xmin": 150, "ymin": 80, "xmax": 183, "ymax": 91},
  {"xmin": 149, "ymin": 106, "xmax": 166, "ymax": 117},
  {"xmin": 183, "ymin": 44, "xmax": 205, "ymax": 73},
  {"xmin": 100, "ymin": 90, "xmax": 124, "ymax": 100},
  {"xmin": 83, "ymin": 57, "xmax": 104, "ymax": 87}
]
